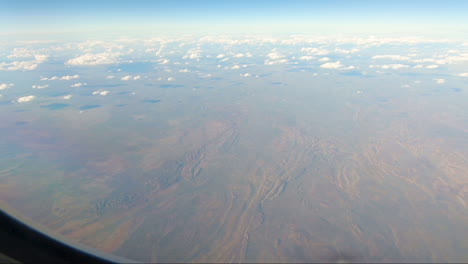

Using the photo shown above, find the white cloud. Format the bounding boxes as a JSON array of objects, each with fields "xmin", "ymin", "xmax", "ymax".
[
  {"xmin": 199, "ymin": 73, "xmax": 212, "ymax": 78},
  {"xmin": 183, "ymin": 49, "xmax": 201, "ymax": 59},
  {"xmin": 17, "ymin": 95, "xmax": 35, "ymax": 103},
  {"xmin": 426, "ymin": 64, "xmax": 439, "ymax": 69},
  {"xmin": 233, "ymin": 53, "xmax": 245, "ymax": 58},
  {"xmin": 266, "ymin": 51, "xmax": 285, "ymax": 60},
  {"xmin": 264, "ymin": 59, "xmax": 288, "ymax": 65},
  {"xmin": 434, "ymin": 78, "xmax": 445, "ymax": 84},
  {"xmin": 370, "ymin": 64, "xmax": 409, "ymax": 70},
  {"xmin": 34, "ymin": 54, "xmax": 49, "ymax": 62},
  {"xmin": 60, "ymin": 74, "xmax": 80, "ymax": 80},
  {"xmin": 457, "ymin": 73, "xmax": 468, "ymax": 77},
  {"xmin": 216, "ymin": 54, "xmax": 226, "ymax": 59},
  {"xmin": 32, "ymin": 84, "xmax": 49, "ymax": 89},
  {"xmin": 320, "ymin": 61, "xmax": 344, "ymax": 69},
  {"xmin": 63, "ymin": 95, "xmax": 72, "ymax": 99},
  {"xmin": 179, "ymin": 68, "xmax": 190, "ymax": 73},
  {"xmin": 41, "ymin": 75, "xmax": 80, "ymax": 81},
  {"xmin": 106, "ymin": 75, "xmax": 115, "ymax": 79},
  {"xmin": 341, "ymin": 65, "xmax": 356, "ymax": 70},
  {"xmin": 2, "ymin": 53, "xmax": 49, "ymax": 71},
  {"xmin": 159, "ymin": 59, "xmax": 170, "ymax": 64},
  {"xmin": 231, "ymin": 65, "xmax": 241, "ymax": 70},
  {"xmin": 7, "ymin": 48, "xmax": 35, "ymax": 59},
  {"xmin": 71, "ymin": 82, "xmax": 86, "ymax": 87},
  {"xmin": 299, "ymin": 56, "xmax": 315, "ymax": 61},
  {"xmin": 0, "ymin": 61, "xmax": 38, "ymax": 71},
  {"xmin": 301, "ymin": 47, "xmax": 329, "ymax": 55},
  {"xmin": 240, "ymin": 73, "xmax": 251, "ymax": 77},
  {"xmin": 121, "ymin": 75, "xmax": 140, "ymax": 80},
  {"xmin": 335, "ymin": 48, "xmax": 360, "ymax": 54},
  {"xmin": 92, "ymin": 90, "xmax": 109, "ymax": 96},
  {"xmin": 0, "ymin": 83, "xmax": 14, "ymax": 90},
  {"xmin": 167, "ymin": 77, "xmax": 175, "ymax": 81},
  {"xmin": 372, "ymin": 55, "xmax": 411, "ymax": 60},
  {"xmin": 319, "ymin": 57, "xmax": 330, "ymax": 62},
  {"xmin": 66, "ymin": 52, "xmax": 119, "ymax": 66}
]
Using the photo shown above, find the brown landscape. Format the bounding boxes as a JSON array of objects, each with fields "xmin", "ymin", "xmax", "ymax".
[{"xmin": 0, "ymin": 73, "xmax": 467, "ymax": 263}]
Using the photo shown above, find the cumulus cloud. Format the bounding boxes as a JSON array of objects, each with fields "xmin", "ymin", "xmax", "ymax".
[
  {"xmin": 231, "ymin": 65, "xmax": 241, "ymax": 70},
  {"xmin": 341, "ymin": 65, "xmax": 356, "ymax": 70},
  {"xmin": 320, "ymin": 61, "xmax": 344, "ymax": 69},
  {"xmin": 0, "ymin": 83, "xmax": 14, "ymax": 90},
  {"xmin": 7, "ymin": 48, "xmax": 35, "ymax": 59},
  {"xmin": 179, "ymin": 68, "xmax": 190, "ymax": 72},
  {"xmin": 66, "ymin": 52, "xmax": 119, "ymax": 65},
  {"xmin": 63, "ymin": 95, "xmax": 72, "ymax": 99},
  {"xmin": 0, "ymin": 61, "xmax": 37, "ymax": 70},
  {"xmin": 34, "ymin": 54, "xmax": 49, "ymax": 62},
  {"xmin": 233, "ymin": 53, "xmax": 245, "ymax": 58},
  {"xmin": 60, "ymin": 74, "xmax": 80, "ymax": 80},
  {"xmin": 216, "ymin": 54, "xmax": 226, "ymax": 59},
  {"xmin": 167, "ymin": 77, "xmax": 175, "ymax": 81},
  {"xmin": 335, "ymin": 48, "xmax": 360, "ymax": 54},
  {"xmin": 370, "ymin": 64, "xmax": 409, "ymax": 70},
  {"xmin": 17, "ymin": 95, "xmax": 35, "ymax": 103},
  {"xmin": 240, "ymin": 73, "xmax": 251, "ymax": 77},
  {"xmin": 299, "ymin": 56, "xmax": 315, "ymax": 61},
  {"xmin": 92, "ymin": 90, "xmax": 110, "ymax": 96},
  {"xmin": 159, "ymin": 59, "xmax": 170, "ymax": 64},
  {"xmin": 0, "ymin": 54, "xmax": 48, "ymax": 71},
  {"xmin": 301, "ymin": 47, "xmax": 329, "ymax": 55},
  {"xmin": 121, "ymin": 75, "xmax": 140, "ymax": 80},
  {"xmin": 32, "ymin": 84, "xmax": 49, "ymax": 89},
  {"xmin": 434, "ymin": 78, "xmax": 445, "ymax": 84},
  {"xmin": 41, "ymin": 75, "xmax": 80, "ymax": 81},
  {"xmin": 106, "ymin": 75, "xmax": 115, "ymax": 79},
  {"xmin": 199, "ymin": 73, "xmax": 212, "ymax": 78},
  {"xmin": 372, "ymin": 55, "xmax": 411, "ymax": 60},
  {"xmin": 319, "ymin": 57, "xmax": 330, "ymax": 62},
  {"xmin": 457, "ymin": 73, "xmax": 468, "ymax": 77},
  {"xmin": 183, "ymin": 49, "xmax": 201, "ymax": 59},
  {"xmin": 71, "ymin": 82, "xmax": 87, "ymax": 87},
  {"xmin": 426, "ymin": 64, "xmax": 439, "ymax": 69},
  {"xmin": 264, "ymin": 59, "xmax": 288, "ymax": 65},
  {"xmin": 266, "ymin": 51, "xmax": 285, "ymax": 60}
]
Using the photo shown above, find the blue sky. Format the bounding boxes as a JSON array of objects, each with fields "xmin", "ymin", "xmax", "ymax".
[{"xmin": 2, "ymin": 0, "xmax": 468, "ymax": 36}]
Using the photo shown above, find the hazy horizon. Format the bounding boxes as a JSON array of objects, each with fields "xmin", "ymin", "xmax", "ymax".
[{"xmin": 1, "ymin": 1, "xmax": 467, "ymax": 263}]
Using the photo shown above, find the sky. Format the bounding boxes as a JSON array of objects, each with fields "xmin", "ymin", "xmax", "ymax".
[{"xmin": 2, "ymin": 0, "xmax": 468, "ymax": 37}]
